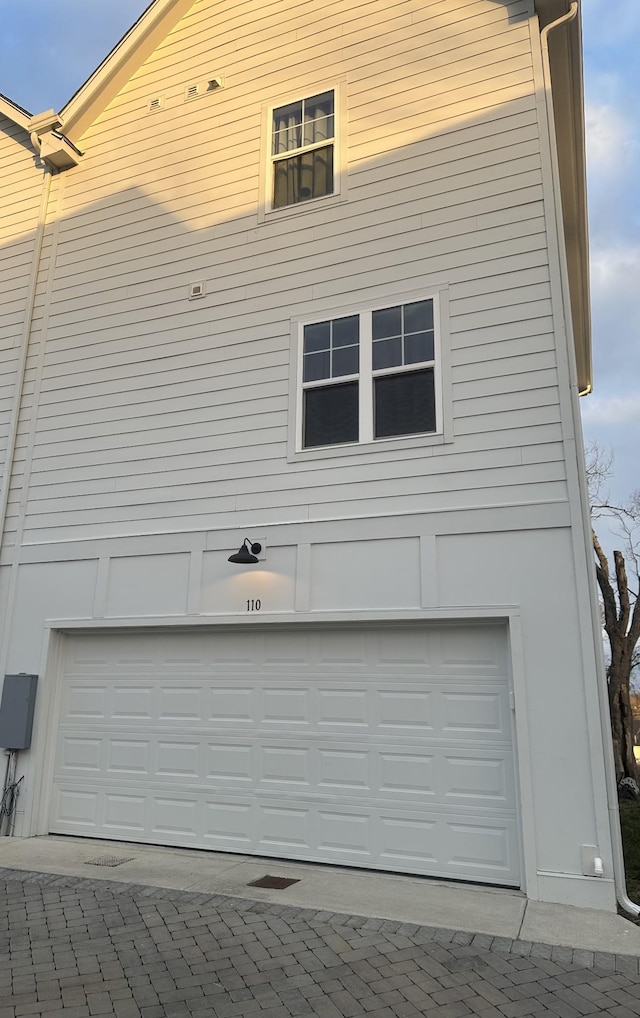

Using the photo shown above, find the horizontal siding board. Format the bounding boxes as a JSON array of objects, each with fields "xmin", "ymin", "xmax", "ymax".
[
  {"xmin": 451, "ymin": 316, "xmax": 556, "ymax": 355},
  {"xmin": 39, "ymin": 222, "xmax": 549, "ymax": 344},
  {"xmin": 19, "ymin": 460, "xmax": 566, "ymax": 529},
  {"xmin": 453, "ymin": 350, "xmax": 557, "ymax": 383},
  {"xmin": 347, "ymin": 28, "xmax": 532, "ymax": 95},
  {"xmin": 45, "ymin": 209, "xmax": 545, "ymax": 321},
  {"xmin": 23, "ymin": 422, "xmax": 563, "ymax": 495},
  {"xmin": 453, "ymin": 367, "xmax": 559, "ymax": 401},
  {"xmin": 49, "ymin": 180, "xmax": 545, "ymax": 302},
  {"xmin": 55, "ymin": 138, "xmax": 542, "ymax": 265},
  {"xmin": 454, "ymin": 385, "xmax": 560, "ymax": 417},
  {"xmin": 450, "ymin": 282, "xmax": 552, "ymax": 317},
  {"xmin": 24, "ymin": 393, "xmax": 288, "ymax": 448},
  {"xmin": 25, "ymin": 447, "xmax": 525, "ymax": 510},
  {"xmin": 454, "ymin": 404, "xmax": 562, "ymax": 437},
  {"xmin": 313, "ymin": 482, "xmax": 568, "ymax": 523}
]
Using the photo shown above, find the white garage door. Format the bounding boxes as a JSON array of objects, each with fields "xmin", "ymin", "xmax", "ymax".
[{"xmin": 51, "ymin": 623, "xmax": 520, "ymax": 885}]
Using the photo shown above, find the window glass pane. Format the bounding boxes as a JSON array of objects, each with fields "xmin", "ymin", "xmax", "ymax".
[
  {"xmin": 273, "ymin": 101, "xmax": 302, "ymax": 154},
  {"xmin": 273, "ymin": 147, "xmax": 333, "ymax": 208},
  {"xmin": 404, "ymin": 331, "xmax": 434, "ymax": 365},
  {"xmin": 332, "ymin": 345, "xmax": 359, "ymax": 377},
  {"xmin": 303, "ymin": 351, "xmax": 330, "ymax": 382},
  {"xmin": 304, "ymin": 382, "xmax": 359, "ymax": 448},
  {"xmin": 332, "ymin": 315, "xmax": 359, "ymax": 347},
  {"xmin": 303, "ymin": 91, "xmax": 334, "ymax": 146},
  {"xmin": 403, "ymin": 299, "xmax": 433, "ymax": 334},
  {"xmin": 374, "ymin": 369, "xmax": 436, "ymax": 438},
  {"xmin": 372, "ymin": 336, "xmax": 402, "ymax": 370},
  {"xmin": 304, "ymin": 321, "xmax": 330, "ymax": 353},
  {"xmin": 372, "ymin": 305, "xmax": 401, "ymax": 340}
]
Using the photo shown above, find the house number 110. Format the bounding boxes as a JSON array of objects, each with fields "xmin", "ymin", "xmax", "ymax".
[{"xmin": 246, "ymin": 599, "xmax": 261, "ymax": 612}]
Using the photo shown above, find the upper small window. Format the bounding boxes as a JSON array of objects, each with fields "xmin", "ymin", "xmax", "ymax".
[{"xmin": 271, "ymin": 90, "xmax": 335, "ymax": 209}]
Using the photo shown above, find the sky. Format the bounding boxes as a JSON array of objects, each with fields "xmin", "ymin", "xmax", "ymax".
[{"xmin": 0, "ymin": 0, "xmax": 638, "ymax": 512}]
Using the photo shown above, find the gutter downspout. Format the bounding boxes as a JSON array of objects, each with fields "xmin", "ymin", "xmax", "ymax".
[
  {"xmin": 540, "ymin": 1, "xmax": 640, "ymax": 919},
  {"xmin": 0, "ymin": 151, "xmax": 52, "ymax": 567}
]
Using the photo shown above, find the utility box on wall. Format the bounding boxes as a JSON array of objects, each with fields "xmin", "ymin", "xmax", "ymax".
[{"xmin": 0, "ymin": 674, "xmax": 38, "ymax": 750}]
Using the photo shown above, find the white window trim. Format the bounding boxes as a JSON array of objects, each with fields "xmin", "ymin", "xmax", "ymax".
[
  {"xmin": 258, "ymin": 81, "xmax": 347, "ymax": 222},
  {"xmin": 290, "ymin": 290, "xmax": 448, "ymax": 458}
]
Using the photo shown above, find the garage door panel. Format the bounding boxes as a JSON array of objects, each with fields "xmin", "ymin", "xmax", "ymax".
[
  {"xmin": 55, "ymin": 788, "xmax": 100, "ymax": 829},
  {"xmin": 376, "ymin": 690, "xmax": 434, "ymax": 731},
  {"xmin": 62, "ymin": 684, "xmax": 108, "ymax": 719},
  {"xmin": 60, "ymin": 737, "xmax": 103, "ymax": 773},
  {"xmin": 209, "ymin": 687, "xmax": 254, "ymax": 723},
  {"xmin": 447, "ymin": 819, "xmax": 517, "ymax": 878},
  {"xmin": 379, "ymin": 750, "xmax": 435, "ymax": 796},
  {"xmin": 52, "ymin": 776, "xmax": 519, "ymax": 880},
  {"xmin": 441, "ymin": 690, "xmax": 509, "ymax": 736},
  {"xmin": 260, "ymin": 805, "xmax": 311, "ymax": 851},
  {"xmin": 104, "ymin": 793, "xmax": 146, "ymax": 834},
  {"xmin": 318, "ymin": 748, "xmax": 371, "ymax": 791},
  {"xmin": 152, "ymin": 796, "xmax": 200, "ymax": 839},
  {"xmin": 262, "ymin": 687, "xmax": 311, "ymax": 725},
  {"xmin": 317, "ymin": 688, "xmax": 370, "ymax": 727},
  {"xmin": 204, "ymin": 802, "xmax": 253, "ymax": 847},
  {"xmin": 442, "ymin": 751, "xmax": 515, "ymax": 806},
  {"xmin": 156, "ymin": 740, "xmax": 201, "ymax": 777},
  {"xmin": 52, "ymin": 624, "xmax": 520, "ymax": 885},
  {"xmin": 107, "ymin": 739, "xmax": 150, "ymax": 775},
  {"xmin": 439, "ymin": 626, "xmax": 506, "ymax": 671},
  {"xmin": 57, "ymin": 733, "xmax": 512, "ymax": 805},
  {"xmin": 208, "ymin": 743, "xmax": 253, "ymax": 781}
]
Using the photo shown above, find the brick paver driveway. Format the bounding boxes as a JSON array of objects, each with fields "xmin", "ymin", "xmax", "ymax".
[{"xmin": 2, "ymin": 868, "xmax": 640, "ymax": 1017}]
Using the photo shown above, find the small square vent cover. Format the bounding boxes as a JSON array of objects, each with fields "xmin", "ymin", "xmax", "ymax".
[
  {"xmin": 85, "ymin": 855, "xmax": 134, "ymax": 868},
  {"xmin": 247, "ymin": 875, "xmax": 300, "ymax": 889}
]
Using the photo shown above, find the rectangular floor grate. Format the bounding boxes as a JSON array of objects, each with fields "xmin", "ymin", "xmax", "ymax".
[
  {"xmin": 85, "ymin": 855, "xmax": 135, "ymax": 868},
  {"xmin": 247, "ymin": 875, "xmax": 300, "ymax": 889}
]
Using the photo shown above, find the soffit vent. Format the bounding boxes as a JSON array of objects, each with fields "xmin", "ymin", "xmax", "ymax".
[
  {"xmin": 185, "ymin": 83, "xmax": 200, "ymax": 101},
  {"xmin": 189, "ymin": 281, "xmax": 206, "ymax": 299},
  {"xmin": 148, "ymin": 96, "xmax": 164, "ymax": 113}
]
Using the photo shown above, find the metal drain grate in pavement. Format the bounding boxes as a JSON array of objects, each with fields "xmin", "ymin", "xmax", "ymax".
[
  {"xmin": 247, "ymin": 875, "xmax": 300, "ymax": 889},
  {"xmin": 85, "ymin": 855, "xmax": 135, "ymax": 868}
]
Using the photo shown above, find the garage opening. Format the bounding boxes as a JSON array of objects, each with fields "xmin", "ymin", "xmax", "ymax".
[{"xmin": 50, "ymin": 622, "xmax": 520, "ymax": 886}]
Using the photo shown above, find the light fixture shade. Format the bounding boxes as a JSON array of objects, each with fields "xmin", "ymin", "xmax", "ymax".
[{"xmin": 228, "ymin": 539, "xmax": 262, "ymax": 564}]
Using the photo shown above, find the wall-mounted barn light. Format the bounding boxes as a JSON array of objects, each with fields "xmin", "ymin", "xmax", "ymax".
[{"xmin": 228, "ymin": 539, "xmax": 263, "ymax": 564}]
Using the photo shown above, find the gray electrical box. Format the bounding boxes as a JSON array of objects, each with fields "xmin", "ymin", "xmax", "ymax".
[{"xmin": 0, "ymin": 674, "xmax": 38, "ymax": 750}]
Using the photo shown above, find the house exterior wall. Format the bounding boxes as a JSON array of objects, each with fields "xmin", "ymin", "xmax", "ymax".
[{"xmin": 0, "ymin": 0, "xmax": 614, "ymax": 910}]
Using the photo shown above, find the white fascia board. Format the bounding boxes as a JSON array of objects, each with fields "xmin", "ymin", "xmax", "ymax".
[
  {"xmin": 60, "ymin": 0, "xmax": 196, "ymax": 144},
  {"xmin": 0, "ymin": 94, "xmax": 32, "ymax": 132}
]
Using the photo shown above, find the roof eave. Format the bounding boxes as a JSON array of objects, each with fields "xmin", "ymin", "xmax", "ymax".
[{"xmin": 0, "ymin": 93, "xmax": 32, "ymax": 132}]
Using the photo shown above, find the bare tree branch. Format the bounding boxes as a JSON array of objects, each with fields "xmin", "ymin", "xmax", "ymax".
[
  {"xmin": 615, "ymin": 550, "xmax": 631, "ymax": 635},
  {"xmin": 587, "ymin": 442, "xmax": 640, "ymax": 782}
]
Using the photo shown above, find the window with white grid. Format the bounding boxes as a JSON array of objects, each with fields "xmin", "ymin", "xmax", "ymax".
[
  {"xmin": 299, "ymin": 298, "xmax": 439, "ymax": 450},
  {"xmin": 271, "ymin": 90, "xmax": 335, "ymax": 210}
]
